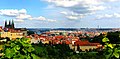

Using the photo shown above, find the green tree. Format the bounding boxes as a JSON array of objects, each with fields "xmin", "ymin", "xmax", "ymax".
[
  {"xmin": 102, "ymin": 37, "xmax": 120, "ymax": 59},
  {"xmin": 92, "ymin": 33, "xmax": 104, "ymax": 43},
  {"xmin": 107, "ymin": 31, "xmax": 120, "ymax": 43},
  {"xmin": 27, "ymin": 31, "xmax": 35, "ymax": 35}
]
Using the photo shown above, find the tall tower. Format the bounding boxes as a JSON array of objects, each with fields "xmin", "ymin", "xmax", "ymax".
[
  {"xmin": 9, "ymin": 20, "xmax": 11, "ymax": 26},
  {"xmin": 5, "ymin": 20, "xmax": 7, "ymax": 28},
  {"xmin": 12, "ymin": 20, "xmax": 15, "ymax": 29}
]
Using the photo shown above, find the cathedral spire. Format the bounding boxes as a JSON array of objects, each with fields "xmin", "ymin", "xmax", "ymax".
[
  {"xmin": 5, "ymin": 20, "xmax": 7, "ymax": 28},
  {"xmin": 12, "ymin": 20, "xmax": 14, "ymax": 29},
  {"xmin": 9, "ymin": 20, "xmax": 11, "ymax": 26},
  {"xmin": 4, "ymin": 20, "xmax": 15, "ymax": 29}
]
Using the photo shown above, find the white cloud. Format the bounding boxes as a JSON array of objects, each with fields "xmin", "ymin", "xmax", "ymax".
[
  {"xmin": 88, "ymin": 6, "xmax": 106, "ymax": 11},
  {"xmin": 104, "ymin": 14, "xmax": 113, "ymax": 18},
  {"xmin": 47, "ymin": 19, "xmax": 56, "ymax": 22},
  {"xmin": 0, "ymin": 9, "xmax": 57, "ymax": 22},
  {"xmin": 96, "ymin": 14, "xmax": 113, "ymax": 19},
  {"xmin": 46, "ymin": 0, "xmax": 102, "ymax": 7},
  {"xmin": 96, "ymin": 13, "xmax": 120, "ymax": 19},
  {"xmin": 46, "ymin": 0, "xmax": 107, "ymax": 19},
  {"xmin": 114, "ymin": 13, "xmax": 120, "ymax": 18},
  {"xmin": 104, "ymin": 0, "xmax": 118, "ymax": 2},
  {"xmin": 60, "ymin": 11, "xmax": 85, "ymax": 20},
  {"xmin": 71, "ymin": 12, "xmax": 80, "ymax": 16},
  {"xmin": 46, "ymin": 0, "xmax": 79, "ymax": 7},
  {"xmin": 66, "ymin": 16, "xmax": 78, "ymax": 20},
  {"xmin": 16, "ymin": 14, "xmax": 31, "ymax": 19},
  {"xmin": 0, "ymin": 9, "xmax": 27, "ymax": 17},
  {"xmin": 31, "ymin": 16, "xmax": 56, "ymax": 22},
  {"xmin": 37, "ymin": 16, "xmax": 46, "ymax": 20},
  {"xmin": 0, "ymin": 9, "xmax": 18, "ymax": 17},
  {"xmin": 14, "ymin": 19, "xmax": 24, "ymax": 23},
  {"xmin": 60, "ymin": 11, "xmax": 68, "ymax": 15},
  {"xmin": 45, "ymin": 0, "xmax": 119, "ymax": 20},
  {"xmin": 30, "ymin": 16, "xmax": 46, "ymax": 20},
  {"xmin": 19, "ymin": 9, "xmax": 27, "ymax": 14}
]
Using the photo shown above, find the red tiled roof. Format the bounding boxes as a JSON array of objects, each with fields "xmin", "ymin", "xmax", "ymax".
[
  {"xmin": 25, "ymin": 36, "xmax": 32, "ymax": 39},
  {"xmin": 67, "ymin": 36, "xmax": 73, "ymax": 38},
  {"xmin": 55, "ymin": 35, "xmax": 64, "ymax": 39},
  {"xmin": 65, "ymin": 40, "xmax": 71, "ymax": 44},
  {"xmin": 7, "ymin": 29, "xmax": 22, "ymax": 33},
  {"xmin": 45, "ymin": 32, "xmax": 51, "ymax": 34},
  {"xmin": 74, "ymin": 40, "xmax": 100, "ymax": 46}
]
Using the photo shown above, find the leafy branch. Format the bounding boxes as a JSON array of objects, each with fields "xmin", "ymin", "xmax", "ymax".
[
  {"xmin": 102, "ymin": 37, "xmax": 120, "ymax": 59},
  {"xmin": 1, "ymin": 38, "xmax": 40, "ymax": 59}
]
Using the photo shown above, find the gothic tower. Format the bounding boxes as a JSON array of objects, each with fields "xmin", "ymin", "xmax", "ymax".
[
  {"xmin": 12, "ymin": 20, "xmax": 14, "ymax": 29},
  {"xmin": 4, "ymin": 20, "xmax": 15, "ymax": 29},
  {"xmin": 9, "ymin": 20, "xmax": 11, "ymax": 26},
  {"xmin": 5, "ymin": 20, "xmax": 7, "ymax": 27}
]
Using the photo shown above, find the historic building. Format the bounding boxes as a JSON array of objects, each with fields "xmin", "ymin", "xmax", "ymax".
[
  {"xmin": 0, "ymin": 20, "xmax": 27, "ymax": 40},
  {"xmin": 1, "ymin": 29, "xmax": 23, "ymax": 40}
]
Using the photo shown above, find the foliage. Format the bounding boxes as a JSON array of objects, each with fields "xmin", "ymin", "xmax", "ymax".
[
  {"xmin": 1, "ymin": 37, "xmax": 40, "ymax": 59},
  {"xmin": 32, "ymin": 42, "xmax": 106, "ymax": 59},
  {"xmin": 32, "ymin": 42, "xmax": 74, "ymax": 59},
  {"xmin": 107, "ymin": 31, "xmax": 120, "ymax": 43},
  {"xmin": 92, "ymin": 34, "xmax": 105, "ymax": 43},
  {"xmin": 91, "ymin": 31, "xmax": 120, "ymax": 44},
  {"xmin": 102, "ymin": 37, "xmax": 120, "ymax": 59},
  {"xmin": 27, "ymin": 31, "xmax": 35, "ymax": 35}
]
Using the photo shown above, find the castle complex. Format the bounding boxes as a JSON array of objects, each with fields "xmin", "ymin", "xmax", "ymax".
[{"xmin": 0, "ymin": 20, "xmax": 27, "ymax": 40}]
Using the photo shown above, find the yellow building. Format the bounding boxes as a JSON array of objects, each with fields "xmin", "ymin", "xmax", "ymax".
[
  {"xmin": 1, "ymin": 30, "xmax": 24, "ymax": 40},
  {"xmin": 0, "ymin": 20, "xmax": 27, "ymax": 40}
]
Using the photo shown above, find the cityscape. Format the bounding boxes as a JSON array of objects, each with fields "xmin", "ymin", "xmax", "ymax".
[
  {"xmin": 0, "ymin": 20, "xmax": 120, "ymax": 59},
  {"xmin": 0, "ymin": 0, "xmax": 120, "ymax": 59}
]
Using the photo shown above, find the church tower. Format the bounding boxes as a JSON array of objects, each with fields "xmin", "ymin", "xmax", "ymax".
[
  {"xmin": 5, "ymin": 20, "xmax": 7, "ymax": 27},
  {"xmin": 12, "ymin": 20, "xmax": 15, "ymax": 29},
  {"xmin": 4, "ymin": 20, "xmax": 15, "ymax": 29},
  {"xmin": 9, "ymin": 20, "xmax": 11, "ymax": 26}
]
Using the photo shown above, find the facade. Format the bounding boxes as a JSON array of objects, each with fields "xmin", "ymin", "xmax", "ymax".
[
  {"xmin": 74, "ymin": 46, "xmax": 97, "ymax": 51},
  {"xmin": 14, "ymin": 28, "xmax": 27, "ymax": 36},
  {"xmin": 1, "ymin": 29, "xmax": 24, "ymax": 40},
  {"xmin": 73, "ymin": 40, "xmax": 102, "ymax": 51}
]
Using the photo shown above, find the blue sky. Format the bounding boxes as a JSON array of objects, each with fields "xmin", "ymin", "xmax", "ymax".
[{"xmin": 0, "ymin": 0, "xmax": 120, "ymax": 28}]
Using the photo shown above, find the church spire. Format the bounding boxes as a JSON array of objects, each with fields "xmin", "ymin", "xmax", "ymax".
[
  {"xmin": 4, "ymin": 20, "xmax": 15, "ymax": 29},
  {"xmin": 12, "ymin": 20, "xmax": 14, "ymax": 29},
  {"xmin": 5, "ymin": 20, "xmax": 7, "ymax": 28},
  {"xmin": 9, "ymin": 20, "xmax": 11, "ymax": 26}
]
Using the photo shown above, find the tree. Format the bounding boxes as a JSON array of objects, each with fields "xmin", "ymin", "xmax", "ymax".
[
  {"xmin": 102, "ymin": 37, "xmax": 120, "ymax": 59},
  {"xmin": 77, "ymin": 45, "xmax": 80, "ymax": 51},
  {"xmin": 27, "ymin": 31, "xmax": 35, "ymax": 35},
  {"xmin": 92, "ymin": 33, "xmax": 104, "ymax": 43},
  {"xmin": 107, "ymin": 31, "xmax": 120, "ymax": 43},
  {"xmin": 1, "ymin": 37, "xmax": 40, "ymax": 59}
]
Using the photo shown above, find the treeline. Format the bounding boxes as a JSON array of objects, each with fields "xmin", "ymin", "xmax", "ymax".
[
  {"xmin": 32, "ymin": 42, "xmax": 105, "ymax": 59},
  {"xmin": 91, "ymin": 31, "xmax": 120, "ymax": 44}
]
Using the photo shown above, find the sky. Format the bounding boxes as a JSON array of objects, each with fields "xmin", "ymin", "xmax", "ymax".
[{"xmin": 0, "ymin": 0, "xmax": 120, "ymax": 28}]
